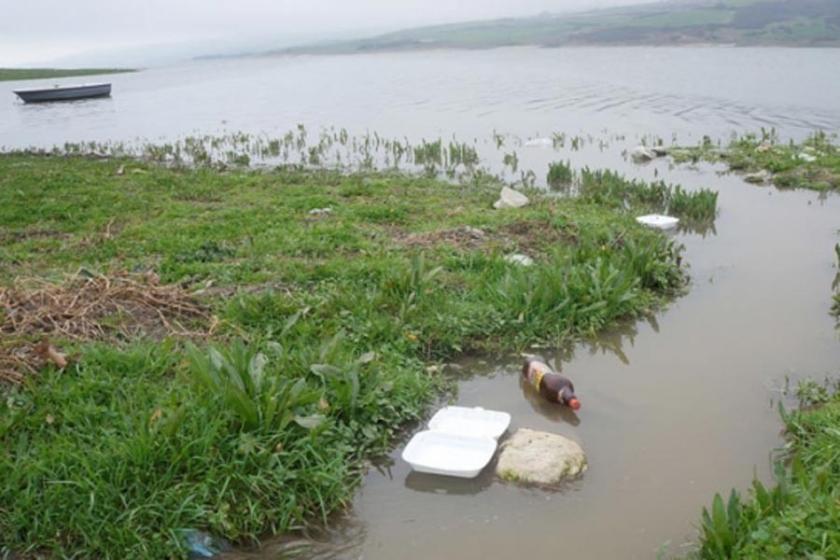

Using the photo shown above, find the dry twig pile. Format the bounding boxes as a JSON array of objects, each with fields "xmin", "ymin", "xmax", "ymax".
[{"xmin": 0, "ymin": 271, "xmax": 215, "ymax": 383}]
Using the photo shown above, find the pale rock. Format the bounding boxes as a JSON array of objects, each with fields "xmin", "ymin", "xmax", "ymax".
[
  {"xmin": 493, "ymin": 187, "xmax": 529, "ymax": 209},
  {"xmin": 743, "ymin": 170, "xmax": 771, "ymax": 185},
  {"xmin": 461, "ymin": 226, "xmax": 486, "ymax": 240},
  {"xmin": 630, "ymin": 146, "xmax": 657, "ymax": 163},
  {"xmin": 496, "ymin": 428, "xmax": 587, "ymax": 485}
]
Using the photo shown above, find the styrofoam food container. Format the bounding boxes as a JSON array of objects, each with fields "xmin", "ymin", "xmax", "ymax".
[
  {"xmin": 636, "ymin": 214, "xmax": 679, "ymax": 230},
  {"xmin": 428, "ymin": 406, "xmax": 511, "ymax": 440},
  {"xmin": 402, "ymin": 430, "xmax": 498, "ymax": 478}
]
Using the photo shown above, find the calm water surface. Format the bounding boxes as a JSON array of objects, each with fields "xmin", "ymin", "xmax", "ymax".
[{"xmin": 2, "ymin": 47, "xmax": 839, "ymax": 559}]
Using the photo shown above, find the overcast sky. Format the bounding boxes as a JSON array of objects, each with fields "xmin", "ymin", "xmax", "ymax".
[{"xmin": 1, "ymin": 0, "xmax": 661, "ymax": 67}]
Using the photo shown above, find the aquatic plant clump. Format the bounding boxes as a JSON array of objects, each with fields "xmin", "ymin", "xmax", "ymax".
[
  {"xmin": 688, "ymin": 380, "xmax": 840, "ymax": 559},
  {"xmin": 832, "ymin": 243, "xmax": 840, "ymax": 320},
  {"xmin": 547, "ymin": 160, "xmax": 574, "ymax": 189},
  {"xmin": 671, "ymin": 130, "xmax": 840, "ymax": 191},
  {"xmin": 579, "ymin": 168, "xmax": 718, "ymax": 223}
]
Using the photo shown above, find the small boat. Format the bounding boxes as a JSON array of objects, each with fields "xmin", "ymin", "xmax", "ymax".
[{"xmin": 13, "ymin": 82, "xmax": 111, "ymax": 103}]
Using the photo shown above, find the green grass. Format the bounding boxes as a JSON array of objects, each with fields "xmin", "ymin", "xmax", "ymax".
[
  {"xmin": 671, "ymin": 131, "xmax": 840, "ymax": 192},
  {"xmin": 0, "ymin": 154, "xmax": 699, "ymax": 558},
  {"xmin": 688, "ymin": 379, "xmax": 840, "ymax": 559},
  {"xmin": 0, "ymin": 68, "xmax": 135, "ymax": 82}
]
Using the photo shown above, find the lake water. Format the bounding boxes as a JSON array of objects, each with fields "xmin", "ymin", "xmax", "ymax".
[
  {"xmin": 2, "ymin": 47, "xmax": 840, "ymax": 148},
  {"xmin": 3, "ymin": 47, "xmax": 840, "ymax": 559}
]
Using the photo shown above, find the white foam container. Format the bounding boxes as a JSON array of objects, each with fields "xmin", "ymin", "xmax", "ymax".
[
  {"xmin": 402, "ymin": 431, "xmax": 498, "ymax": 478},
  {"xmin": 428, "ymin": 406, "xmax": 511, "ymax": 440},
  {"xmin": 402, "ymin": 406, "xmax": 511, "ymax": 478},
  {"xmin": 636, "ymin": 214, "xmax": 680, "ymax": 230}
]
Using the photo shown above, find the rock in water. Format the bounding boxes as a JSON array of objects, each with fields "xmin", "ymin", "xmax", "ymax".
[
  {"xmin": 630, "ymin": 146, "xmax": 657, "ymax": 163},
  {"xmin": 493, "ymin": 187, "xmax": 529, "ymax": 209},
  {"xmin": 496, "ymin": 428, "xmax": 587, "ymax": 485},
  {"xmin": 743, "ymin": 170, "xmax": 771, "ymax": 185}
]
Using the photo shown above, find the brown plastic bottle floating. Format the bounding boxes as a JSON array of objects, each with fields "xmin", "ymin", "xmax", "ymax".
[{"xmin": 521, "ymin": 359, "xmax": 581, "ymax": 410}]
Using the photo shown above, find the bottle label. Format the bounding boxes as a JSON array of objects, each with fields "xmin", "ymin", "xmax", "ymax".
[{"xmin": 527, "ymin": 363, "xmax": 547, "ymax": 390}]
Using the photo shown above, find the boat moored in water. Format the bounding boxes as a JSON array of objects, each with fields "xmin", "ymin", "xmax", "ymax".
[{"xmin": 13, "ymin": 82, "xmax": 112, "ymax": 103}]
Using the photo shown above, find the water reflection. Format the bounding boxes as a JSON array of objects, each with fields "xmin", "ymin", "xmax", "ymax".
[
  {"xmin": 678, "ymin": 220, "xmax": 717, "ymax": 238},
  {"xmin": 404, "ymin": 470, "xmax": 494, "ymax": 496},
  {"xmin": 551, "ymin": 316, "xmax": 653, "ymax": 367},
  {"xmin": 220, "ymin": 518, "xmax": 367, "ymax": 560}
]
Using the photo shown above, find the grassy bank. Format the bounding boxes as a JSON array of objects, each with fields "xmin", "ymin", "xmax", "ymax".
[
  {"xmin": 670, "ymin": 131, "xmax": 840, "ymax": 191},
  {"xmin": 0, "ymin": 154, "xmax": 711, "ymax": 557},
  {"xmin": 0, "ymin": 68, "xmax": 135, "ymax": 82},
  {"xmin": 689, "ymin": 380, "xmax": 840, "ymax": 559}
]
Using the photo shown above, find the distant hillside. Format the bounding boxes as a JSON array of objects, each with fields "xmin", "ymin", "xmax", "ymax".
[
  {"xmin": 0, "ymin": 68, "xmax": 135, "ymax": 82},
  {"xmin": 277, "ymin": 0, "xmax": 840, "ymax": 54}
]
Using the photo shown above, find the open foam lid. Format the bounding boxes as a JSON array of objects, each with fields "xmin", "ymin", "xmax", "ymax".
[{"xmin": 427, "ymin": 406, "xmax": 511, "ymax": 440}]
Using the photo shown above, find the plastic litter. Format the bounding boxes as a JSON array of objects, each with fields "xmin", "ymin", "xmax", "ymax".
[
  {"xmin": 504, "ymin": 253, "xmax": 534, "ymax": 267},
  {"xmin": 178, "ymin": 529, "xmax": 229, "ymax": 559},
  {"xmin": 524, "ymin": 137, "xmax": 552, "ymax": 148},
  {"xmin": 402, "ymin": 431, "xmax": 497, "ymax": 478},
  {"xmin": 493, "ymin": 187, "xmax": 529, "ymax": 209},
  {"xmin": 402, "ymin": 405, "xmax": 511, "ymax": 478},
  {"xmin": 428, "ymin": 406, "xmax": 511, "ymax": 440},
  {"xmin": 636, "ymin": 214, "xmax": 679, "ymax": 230}
]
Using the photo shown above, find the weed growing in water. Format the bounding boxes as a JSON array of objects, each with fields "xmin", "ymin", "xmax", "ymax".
[
  {"xmin": 547, "ymin": 160, "xmax": 574, "ymax": 190},
  {"xmin": 579, "ymin": 168, "xmax": 718, "ymax": 224},
  {"xmin": 689, "ymin": 380, "xmax": 840, "ymax": 559},
  {"xmin": 671, "ymin": 131, "xmax": 840, "ymax": 191},
  {"xmin": 832, "ymin": 243, "xmax": 840, "ymax": 319}
]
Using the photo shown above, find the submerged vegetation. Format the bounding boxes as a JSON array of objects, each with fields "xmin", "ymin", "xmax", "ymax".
[
  {"xmin": 833, "ymin": 244, "xmax": 840, "ymax": 320},
  {"xmin": 547, "ymin": 160, "xmax": 574, "ymax": 189},
  {"xmin": 0, "ymin": 68, "xmax": 135, "ymax": 82},
  {"xmin": 689, "ymin": 379, "xmax": 840, "ymax": 559},
  {"xmin": 0, "ymin": 151, "xmax": 705, "ymax": 557},
  {"xmin": 671, "ymin": 130, "xmax": 840, "ymax": 191}
]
